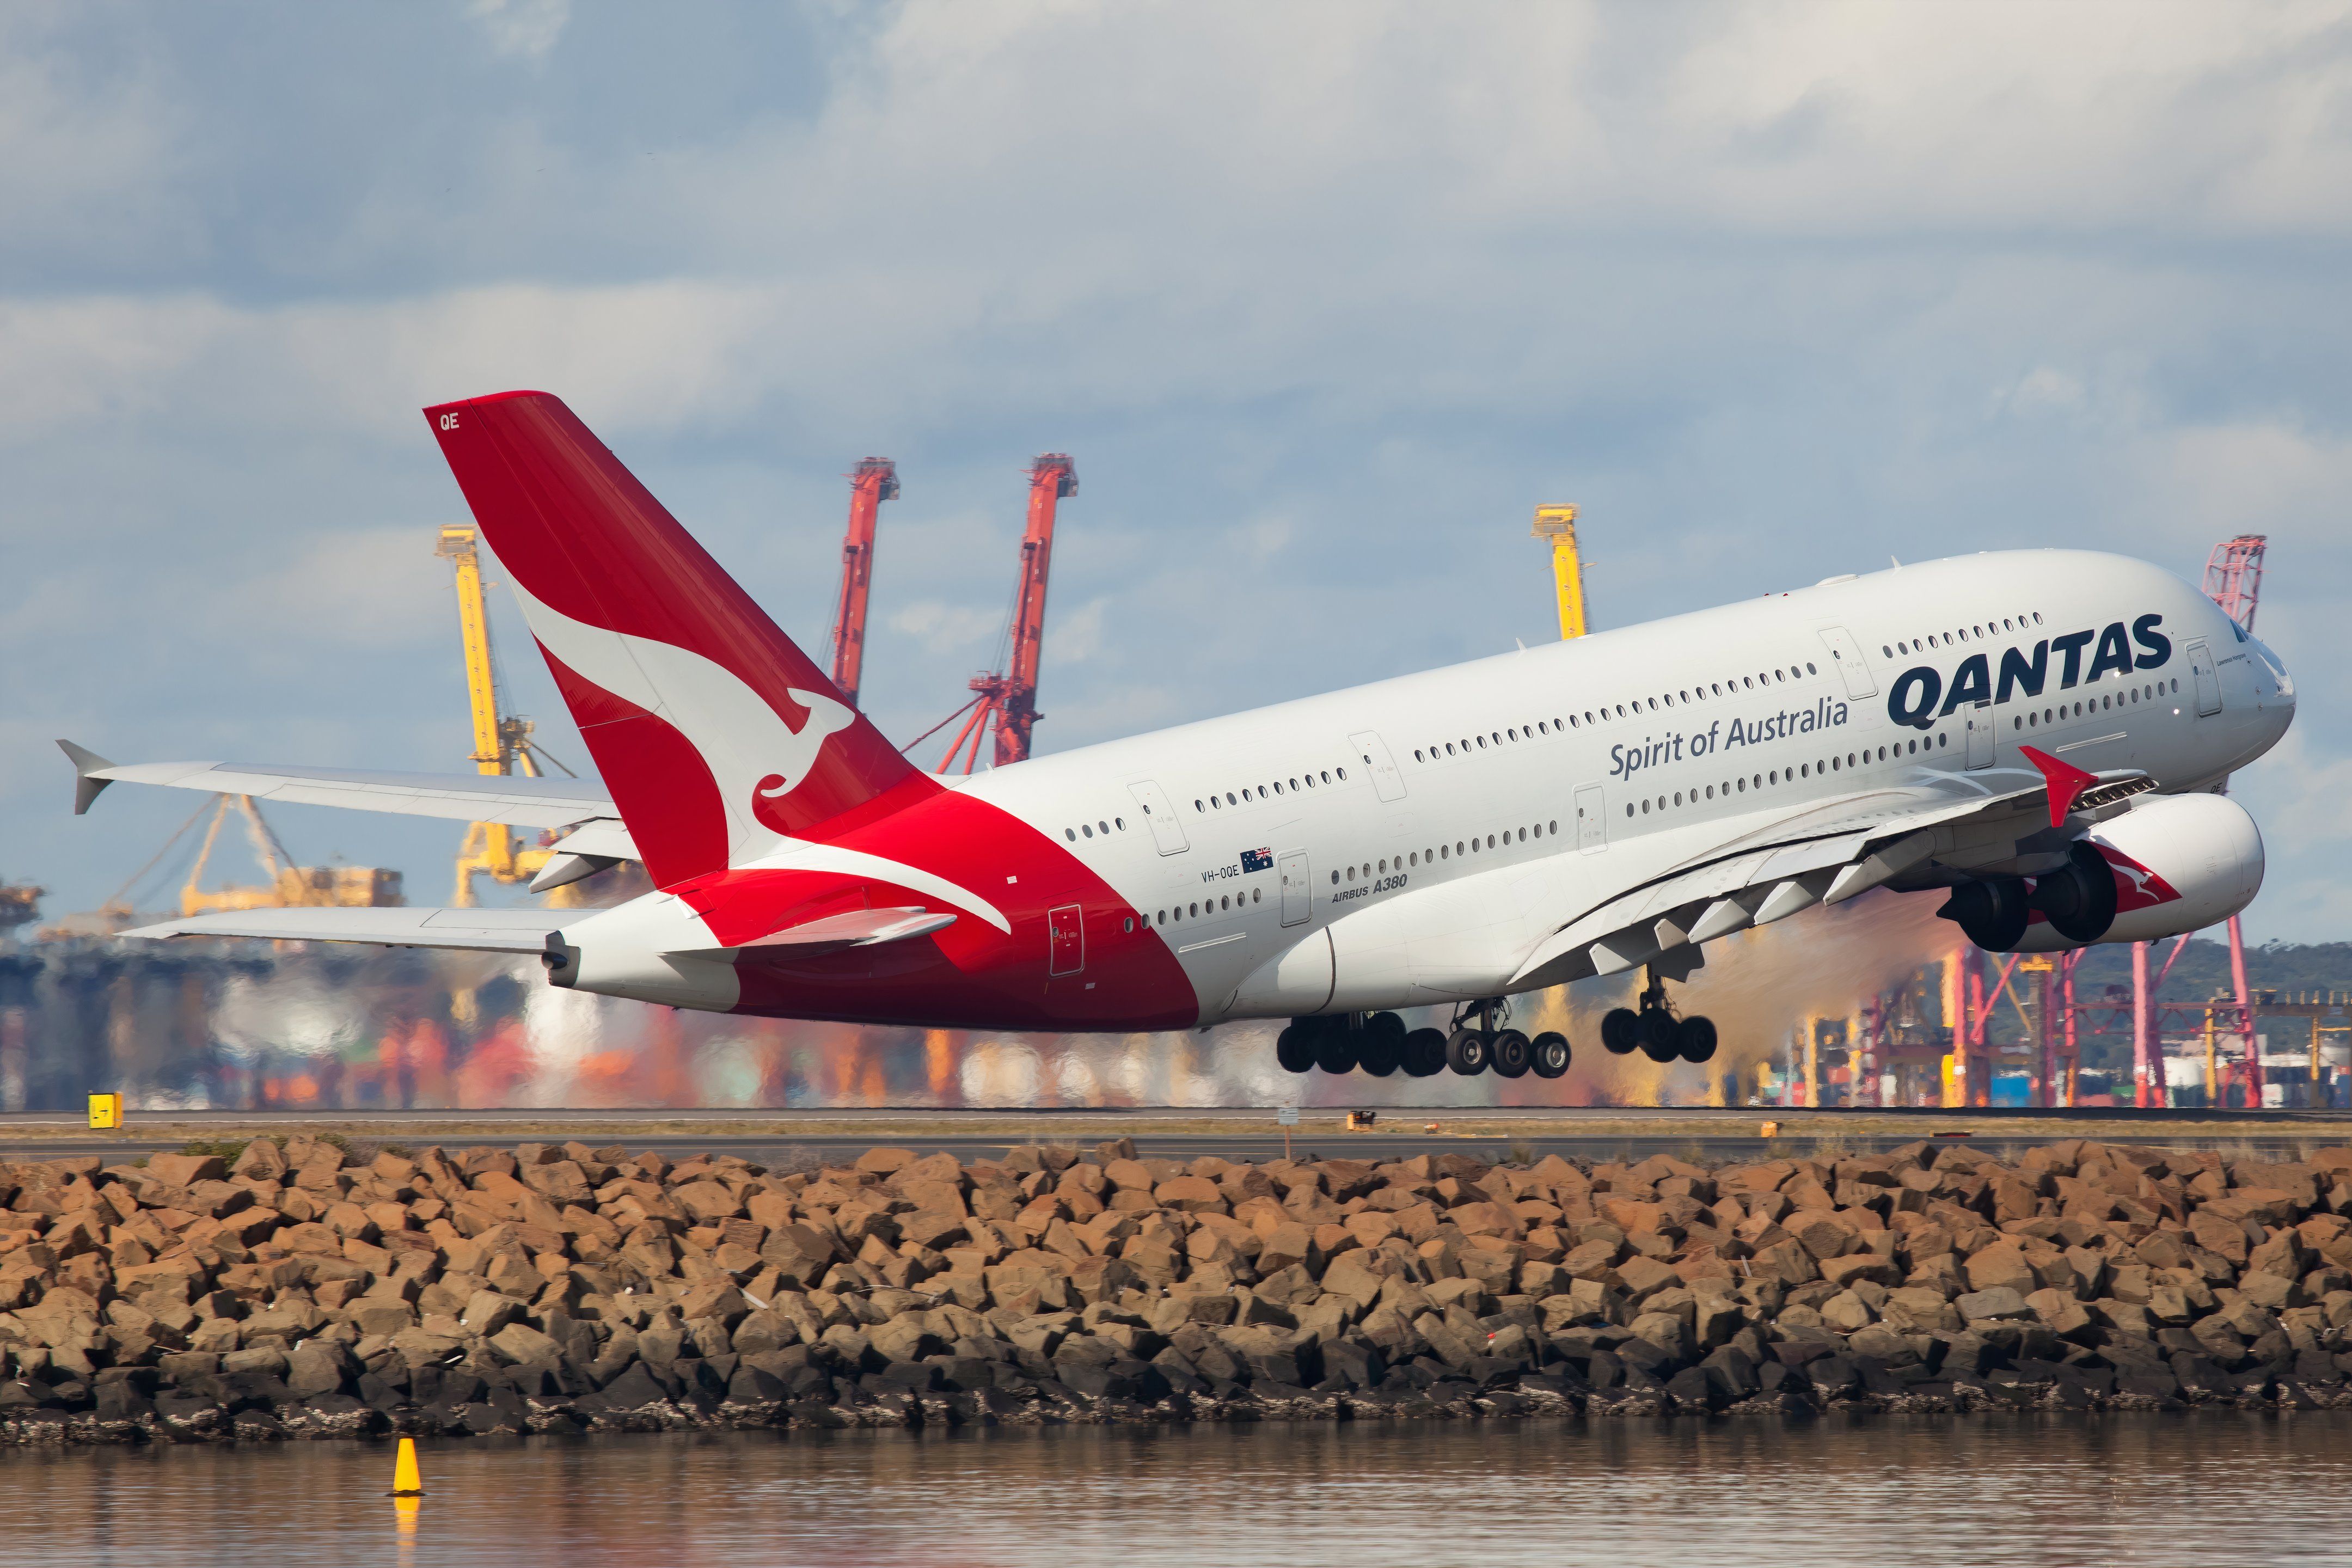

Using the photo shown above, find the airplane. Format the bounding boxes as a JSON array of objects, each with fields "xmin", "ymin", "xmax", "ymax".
[{"xmin": 63, "ymin": 391, "xmax": 2295, "ymax": 1082}]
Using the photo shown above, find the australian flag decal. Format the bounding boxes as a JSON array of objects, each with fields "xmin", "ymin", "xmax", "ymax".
[{"xmin": 1241, "ymin": 847, "xmax": 1273, "ymax": 873}]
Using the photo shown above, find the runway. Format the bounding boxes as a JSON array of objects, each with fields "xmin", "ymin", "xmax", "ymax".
[{"xmin": 4, "ymin": 1104, "xmax": 2345, "ymax": 1166}]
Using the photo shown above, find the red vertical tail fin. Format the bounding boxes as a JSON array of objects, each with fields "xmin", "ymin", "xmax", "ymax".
[{"xmin": 425, "ymin": 391, "xmax": 933, "ymax": 887}]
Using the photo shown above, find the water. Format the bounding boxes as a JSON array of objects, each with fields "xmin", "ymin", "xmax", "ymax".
[{"xmin": 7, "ymin": 1414, "xmax": 2348, "ymax": 1567}]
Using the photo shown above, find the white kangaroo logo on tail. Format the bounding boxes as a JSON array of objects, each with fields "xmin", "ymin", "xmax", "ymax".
[
  {"xmin": 506, "ymin": 579, "xmax": 856, "ymax": 859},
  {"xmin": 752, "ymin": 690, "xmax": 857, "ymax": 814}
]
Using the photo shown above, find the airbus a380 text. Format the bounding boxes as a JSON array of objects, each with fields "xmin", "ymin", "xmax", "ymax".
[{"xmin": 65, "ymin": 391, "xmax": 2294, "ymax": 1082}]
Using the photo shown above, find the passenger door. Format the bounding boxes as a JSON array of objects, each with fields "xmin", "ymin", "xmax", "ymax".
[
  {"xmin": 2186, "ymin": 640, "xmax": 2223, "ymax": 716},
  {"xmin": 1573, "ymin": 782, "xmax": 1608, "ymax": 853},
  {"xmin": 1349, "ymin": 731, "xmax": 1407, "ymax": 803},
  {"xmin": 1278, "ymin": 850, "xmax": 1312, "ymax": 927},
  {"xmin": 1048, "ymin": 905, "xmax": 1085, "ymax": 975},
  {"xmin": 1964, "ymin": 702, "xmax": 1994, "ymax": 770},
  {"xmin": 1127, "ymin": 779, "xmax": 1189, "ymax": 856},
  {"xmin": 1816, "ymin": 625, "xmax": 1878, "ymax": 700}
]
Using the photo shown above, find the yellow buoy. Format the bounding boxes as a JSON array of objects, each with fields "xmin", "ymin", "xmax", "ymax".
[{"xmin": 389, "ymin": 1436, "xmax": 426, "ymax": 1497}]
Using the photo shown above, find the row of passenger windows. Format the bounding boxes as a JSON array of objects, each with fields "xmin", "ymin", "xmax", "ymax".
[
  {"xmin": 1626, "ymin": 736, "xmax": 1952, "ymax": 817},
  {"xmin": 1883, "ymin": 611, "xmax": 2043, "ymax": 659},
  {"xmin": 1332, "ymin": 821, "xmax": 1563, "ymax": 884},
  {"xmin": 1196, "ymin": 770, "xmax": 1344, "ymax": 813},
  {"xmin": 1153, "ymin": 889, "xmax": 1262, "ymax": 926},
  {"xmin": 2013, "ymin": 678, "xmax": 2177, "ymax": 729},
  {"xmin": 1410, "ymin": 663, "xmax": 1825, "ymax": 764},
  {"xmin": 1062, "ymin": 816, "xmax": 1128, "ymax": 842}
]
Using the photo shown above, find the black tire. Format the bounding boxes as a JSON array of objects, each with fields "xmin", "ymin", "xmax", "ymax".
[
  {"xmin": 1357, "ymin": 1030, "xmax": 1401, "ymax": 1077},
  {"xmin": 1365, "ymin": 1010, "xmax": 1408, "ymax": 1050},
  {"xmin": 1276, "ymin": 1025, "xmax": 1315, "ymax": 1074},
  {"xmin": 1679, "ymin": 1015, "xmax": 1718, "ymax": 1064},
  {"xmin": 1491, "ymin": 1029, "xmax": 1532, "ymax": 1079},
  {"xmin": 1313, "ymin": 1028, "xmax": 1358, "ymax": 1075},
  {"xmin": 1938, "ymin": 876, "xmax": 2031, "ymax": 952},
  {"xmin": 1445, "ymin": 1027, "xmax": 1491, "ymax": 1075},
  {"xmin": 1401, "ymin": 1028, "xmax": 1448, "ymax": 1077},
  {"xmin": 1530, "ymin": 1031, "xmax": 1570, "ymax": 1079},
  {"xmin": 2037, "ymin": 841, "xmax": 2118, "ymax": 944},
  {"xmin": 1601, "ymin": 1008, "xmax": 1642, "ymax": 1055},
  {"xmin": 1639, "ymin": 1009, "xmax": 1680, "ymax": 1063}
]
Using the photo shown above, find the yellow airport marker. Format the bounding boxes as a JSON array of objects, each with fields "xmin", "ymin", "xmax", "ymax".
[
  {"xmin": 389, "ymin": 1436, "xmax": 426, "ymax": 1497},
  {"xmin": 87, "ymin": 1093, "xmax": 122, "ymax": 1130}
]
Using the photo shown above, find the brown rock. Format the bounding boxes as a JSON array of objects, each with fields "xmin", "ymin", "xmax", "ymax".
[
  {"xmin": 1790, "ymin": 1212, "xmax": 1859, "ymax": 1261},
  {"xmin": 1963, "ymin": 1241, "xmax": 2038, "ymax": 1296},
  {"xmin": 1448, "ymin": 1200, "xmax": 1521, "ymax": 1240},
  {"xmin": 2188, "ymin": 1211, "xmax": 2251, "ymax": 1264},
  {"xmin": 145, "ymin": 1153, "xmax": 226, "ymax": 1188},
  {"xmin": 1155, "ymin": 1175, "xmax": 1226, "ymax": 1214},
  {"xmin": 231, "ymin": 1139, "xmax": 287, "ymax": 1181},
  {"xmin": 1821, "ymin": 1253, "xmax": 1900, "ymax": 1289},
  {"xmin": 853, "ymin": 1148, "xmax": 918, "ymax": 1175}
]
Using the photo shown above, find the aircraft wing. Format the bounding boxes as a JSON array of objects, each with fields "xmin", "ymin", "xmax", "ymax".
[
  {"xmin": 1505, "ymin": 759, "xmax": 2157, "ymax": 990},
  {"xmin": 124, "ymin": 905, "xmax": 592, "ymax": 953},
  {"xmin": 60, "ymin": 740, "xmax": 623, "ymax": 834}
]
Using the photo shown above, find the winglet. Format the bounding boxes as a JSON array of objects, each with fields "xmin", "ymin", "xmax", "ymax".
[
  {"xmin": 2019, "ymin": 744, "xmax": 2097, "ymax": 829},
  {"xmin": 57, "ymin": 740, "xmax": 117, "ymax": 816}
]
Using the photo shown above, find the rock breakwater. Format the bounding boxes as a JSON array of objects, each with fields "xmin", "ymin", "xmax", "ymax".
[{"xmin": 3, "ymin": 1133, "xmax": 2351, "ymax": 1444}]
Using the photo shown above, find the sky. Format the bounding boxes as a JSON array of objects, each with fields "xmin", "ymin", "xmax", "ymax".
[{"xmin": 3, "ymin": 0, "xmax": 2349, "ymax": 940}]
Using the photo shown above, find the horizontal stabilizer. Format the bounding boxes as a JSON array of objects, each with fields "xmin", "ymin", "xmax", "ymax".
[
  {"xmin": 59, "ymin": 752, "xmax": 621, "ymax": 832},
  {"xmin": 670, "ymin": 906, "xmax": 955, "ymax": 958},
  {"xmin": 125, "ymin": 906, "xmax": 595, "ymax": 953}
]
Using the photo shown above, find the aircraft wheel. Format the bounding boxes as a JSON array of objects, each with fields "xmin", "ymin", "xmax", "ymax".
[
  {"xmin": 1357, "ymin": 1031, "xmax": 1401, "ymax": 1077},
  {"xmin": 1314, "ymin": 1030, "xmax": 1358, "ymax": 1075},
  {"xmin": 1939, "ymin": 875, "xmax": 2031, "ymax": 952},
  {"xmin": 1491, "ymin": 1029, "xmax": 1532, "ymax": 1079},
  {"xmin": 1445, "ymin": 1027, "xmax": 1491, "ymax": 1076},
  {"xmin": 1276, "ymin": 1025, "xmax": 1315, "ymax": 1075},
  {"xmin": 1639, "ymin": 1009, "xmax": 1681, "ymax": 1063},
  {"xmin": 1601, "ymin": 1008, "xmax": 1642, "ymax": 1055},
  {"xmin": 1530, "ymin": 1031, "xmax": 1571, "ymax": 1079},
  {"xmin": 1401, "ymin": 1028, "xmax": 1448, "ymax": 1077},
  {"xmin": 1678, "ymin": 1015, "xmax": 1718, "ymax": 1064}
]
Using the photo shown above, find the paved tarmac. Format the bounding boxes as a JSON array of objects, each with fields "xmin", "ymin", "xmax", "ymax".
[{"xmin": 2, "ymin": 1105, "xmax": 2344, "ymax": 1166}]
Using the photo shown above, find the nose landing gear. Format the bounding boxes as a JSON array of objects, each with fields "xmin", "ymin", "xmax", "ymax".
[{"xmin": 1601, "ymin": 971, "xmax": 1718, "ymax": 1065}]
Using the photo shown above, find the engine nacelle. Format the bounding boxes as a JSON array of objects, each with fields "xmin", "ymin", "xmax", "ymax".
[{"xmin": 2012, "ymin": 792, "xmax": 2264, "ymax": 952}]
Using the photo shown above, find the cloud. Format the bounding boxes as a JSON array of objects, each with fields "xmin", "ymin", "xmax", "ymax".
[
  {"xmin": 2, "ymin": 0, "xmax": 2349, "ymax": 944},
  {"xmin": 885, "ymin": 599, "xmax": 1005, "ymax": 656},
  {"xmin": 466, "ymin": 0, "xmax": 571, "ymax": 62}
]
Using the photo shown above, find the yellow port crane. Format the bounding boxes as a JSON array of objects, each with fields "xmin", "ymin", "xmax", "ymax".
[
  {"xmin": 437, "ymin": 525, "xmax": 592, "ymax": 908},
  {"xmin": 180, "ymin": 794, "xmax": 401, "ymax": 916},
  {"xmin": 1532, "ymin": 503, "xmax": 1588, "ymax": 640}
]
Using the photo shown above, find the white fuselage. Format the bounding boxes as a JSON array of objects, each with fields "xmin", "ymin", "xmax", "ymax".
[{"xmin": 952, "ymin": 550, "xmax": 2292, "ymax": 1024}]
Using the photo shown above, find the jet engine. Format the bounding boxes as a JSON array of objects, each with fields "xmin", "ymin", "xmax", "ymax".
[{"xmin": 2007, "ymin": 792, "xmax": 2264, "ymax": 952}]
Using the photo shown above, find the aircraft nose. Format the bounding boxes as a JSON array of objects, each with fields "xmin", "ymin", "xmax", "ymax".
[{"xmin": 2256, "ymin": 635, "xmax": 2295, "ymax": 732}]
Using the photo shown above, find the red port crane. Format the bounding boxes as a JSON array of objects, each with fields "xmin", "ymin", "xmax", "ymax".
[
  {"xmin": 825, "ymin": 458, "xmax": 899, "ymax": 709},
  {"xmin": 2202, "ymin": 534, "xmax": 2269, "ymax": 1105},
  {"xmin": 934, "ymin": 454, "xmax": 1077, "ymax": 773}
]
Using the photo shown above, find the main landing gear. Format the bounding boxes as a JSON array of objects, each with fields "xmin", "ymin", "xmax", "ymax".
[
  {"xmin": 1601, "ymin": 970, "xmax": 1717, "ymax": 1065},
  {"xmin": 1440, "ymin": 999, "xmax": 1569, "ymax": 1080},
  {"xmin": 1276, "ymin": 1006, "xmax": 1570, "ymax": 1079}
]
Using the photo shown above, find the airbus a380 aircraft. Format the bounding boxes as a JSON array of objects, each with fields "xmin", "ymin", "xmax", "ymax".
[{"xmin": 65, "ymin": 392, "xmax": 2294, "ymax": 1082}]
